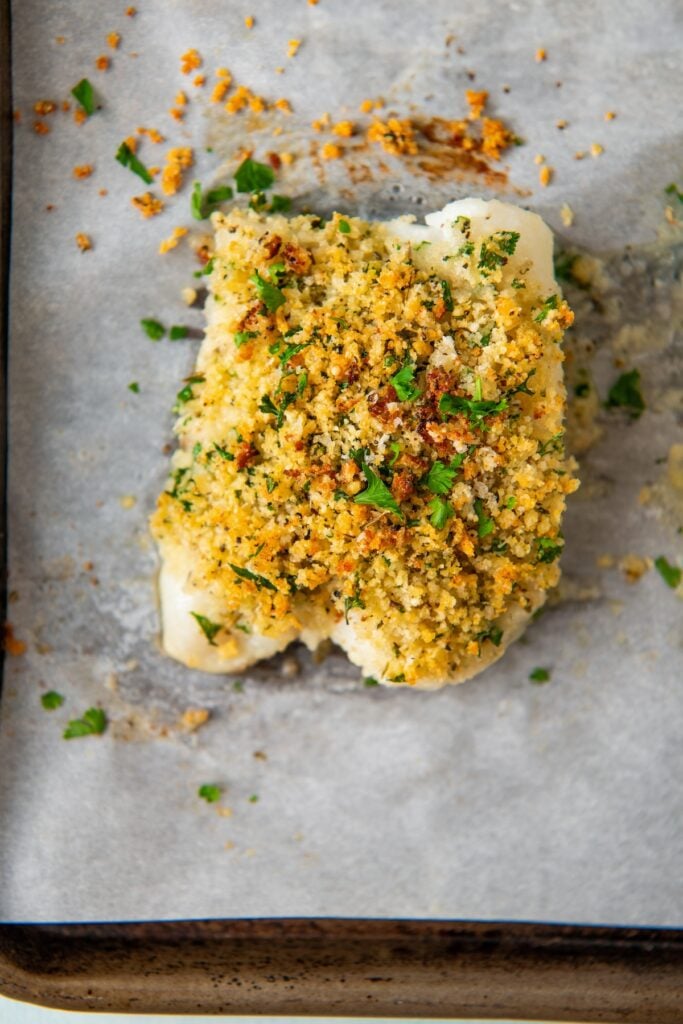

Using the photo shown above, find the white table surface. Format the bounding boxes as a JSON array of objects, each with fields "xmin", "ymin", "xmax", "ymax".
[{"xmin": 0, "ymin": 998, "xmax": 525, "ymax": 1023}]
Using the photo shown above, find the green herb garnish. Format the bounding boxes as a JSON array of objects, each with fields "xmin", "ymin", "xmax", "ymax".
[
  {"xmin": 529, "ymin": 667, "xmax": 551, "ymax": 683},
  {"xmin": 63, "ymin": 707, "xmax": 107, "ymax": 740},
  {"xmin": 478, "ymin": 230, "xmax": 520, "ymax": 273},
  {"xmin": 353, "ymin": 457, "xmax": 404, "ymax": 520},
  {"xmin": 534, "ymin": 294, "xmax": 559, "ymax": 322},
  {"xmin": 363, "ymin": 676, "xmax": 379, "ymax": 687},
  {"xmin": 269, "ymin": 194, "xmax": 291, "ymax": 213},
  {"xmin": 428, "ymin": 496, "xmax": 454, "ymax": 530},
  {"xmin": 212, "ymin": 444, "xmax": 234, "ymax": 461},
  {"xmin": 229, "ymin": 564, "xmax": 278, "ymax": 592},
  {"xmin": 235, "ymin": 157, "xmax": 275, "ymax": 193},
  {"xmin": 474, "ymin": 498, "xmax": 494, "ymax": 537},
  {"xmin": 141, "ymin": 318, "xmax": 165, "ymax": 341},
  {"xmin": 654, "ymin": 556, "xmax": 681, "ymax": 589},
  {"xmin": 665, "ymin": 183, "xmax": 683, "ymax": 204},
  {"xmin": 606, "ymin": 369, "xmax": 645, "ymax": 418},
  {"xmin": 440, "ymin": 278, "xmax": 454, "ymax": 312},
  {"xmin": 128, "ymin": 381, "xmax": 140, "ymax": 393},
  {"xmin": 248, "ymin": 794, "xmax": 259, "ymax": 803},
  {"xmin": 235, "ymin": 330, "xmax": 258, "ymax": 348},
  {"xmin": 190, "ymin": 612, "xmax": 222, "ymax": 645},
  {"xmin": 191, "ymin": 182, "xmax": 234, "ymax": 219},
  {"xmin": 169, "ymin": 325, "xmax": 189, "ymax": 340},
  {"xmin": 41, "ymin": 691, "xmax": 64, "ymax": 710},
  {"xmin": 115, "ymin": 141, "xmax": 153, "ymax": 184},
  {"xmin": 425, "ymin": 451, "xmax": 468, "ymax": 495},
  {"xmin": 476, "ymin": 626, "xmax": 503, "ymax": 647},
  {"xmin": 338, "ymin": 219, "xmax": 351, "ymax": 234},
  {"xmin": 71, "ymin": 78, "xmax": 95, "ymax": 116},
  {"xmin": 439, "ymin": 390, "xmax": 508, "ymax": 429},
  {"xmin": 250, "ymin": 270, "xmax": 286, "ymax": 312},
  {"xmin": 390, "ymin": 363, "xmax": 421, "ymax": 402},
  {"xmin": 536, "ymin": 537, "xmax": 564, "ymax": 563},
  {"xmin": 198, "ymin": 784, "xmax": 221, "ymax": 803}
]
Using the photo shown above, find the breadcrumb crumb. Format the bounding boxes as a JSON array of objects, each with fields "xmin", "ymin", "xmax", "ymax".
[
  {"xmin": 311, "ymin": 113, "xmax": 330, "ymax": 132},
  {"xmin": 180, "ymin": 49, "xmax": 202, "ymax": 74},
  {"xmin": 95, "ymin": 55, "xmax": 110, "ymax": 71},
  {"xmin": 180, "ymin": 707, "xmax": 210, "ymax": 731},
  {"xmin": 159, "ymin": 226, "xmax": 189, "ymax": 254},
  {"xmin": 169, "ymin": 108, "xmax": 184, "ymax": 121},
  {"xmin": 125, "ymin": 6, "xmax": 137, "ymax": 15},
  {"xmin": 465, "ymin": 89, "xmax": 488, "ymax": 120},
  {"xmin": 181, "ymin": 287, "xmax": 197, "ymax": 305},
  {"xmin": 137, "ymin": 126, "xmax": 165, "ymax": 143},
  {"xmin": 33, "ymin": 121, "xmax": 50, "ymax": 135},
  {"xmin": 534, "ymin": 153, "xmax": 545, "ymax": 165},
  {"xmin": 244, "ymin": 15, "xmax": 254, "ymax": 28},
  {"xmin": 131, "ymin": 192, "xmax": 164, "ymax": 218},
  {"xmin": 280, "ymin": 152, "xmax": 294, "ymax": 165},
  {"xmin": 560, "ymin": 203, "xmax": 574, "ymax": 227},
  {"xmin": 287, "ymin": 39, "xmax": 301, "ymax": 58},
  {"xmin": 320, "ymin": 141, "xmax": 342, "ymax": 160},
  {"xmin": 193, "ymin": 74, "xmax": 206, "ymax": 87},
  {"xmin": 33, "ymin": 100, "xmax": 57, "ymax": 115},
  {"xmin": 161, "ymin": 146, "xmax": 194, "ymax": 196},
  {"xmin": 175, "ymin": 90, "xmax": 188, "ymax": 106},
  {"xmin": 75, "ymin": 232, "xmax": 92, "ymax": 251},
  {"xmin": 107, "ymin": 31, "xmax": 121, "ymax": 49},
  {"xmin": 211, "ymin": 79, "xmax": 231, "ymax": 103},
  {"xmin": 604, "ymin": 110, "xmax": 616, "ymax": 121},
  {"xmin": 332, "ymin": 119, "xmax": 354, "ymax": 137},
  {"xmin": 535, "ymin": 47, "xmax": 547, "ymax": 62},
  {"xmin": 590, "ymin": 142, "xmax": 604, "ymax": 157},
  {"xmin": 274, "ymin": 97, "xmax": 292, "ymax": 114},
  {"xmin": 539, "ymin": 164, "xmax": 553, "ymax": 187},
  {"xmin": 73, "ymin": 164, "xmax": 94, "ymax": 179},
  {"xmin": 367, "ymin": 118, "xmax": 418, "ymax": 155},
  {"xmin": 3, "ymin": 624, "xmax": 26, "ymax": 657}
]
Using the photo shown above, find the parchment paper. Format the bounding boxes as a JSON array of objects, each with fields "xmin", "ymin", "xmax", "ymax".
[{"xmin": 1, "ymin": 0, "xmax": 681, "ymax": 925}]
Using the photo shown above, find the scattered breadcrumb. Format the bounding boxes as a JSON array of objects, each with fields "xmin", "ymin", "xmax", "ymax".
[
  {"xmin": 359, "ymin": 98, "xmax": 384, "ymax": 113},
  {"xmin": 465, "ymin": 89, "xmax": 487, "ymax": 121},
  {"xmin": 99, "ymin": 188, "xmax": 108, "ymax": 196},
  {"xmin": 3, "ymin": 624, "xmax": 26, "ymax": 657},
  {"xmin": 274, "ymin": 98, "xmax": 292, "ymax": 114},
  {"xmin": 332, "ymin": 119, "xmax": 354, "ymax": 137},
  {"xmin": 74, "ymin": 108, "xmax": 87, "ymax": 126},
  {"xmin": 280, "ymin": 151, "xmax": 294, "ymax": 165},
  {"xmin": 12, "ymin": 110, "xmax": 21, "ymax": 123},
  {"xmin": 590, "ymin": 142, "xmax": 604, "ymax": 157},
  {"xmin": 34, "ymin": 100, "xmax": 57, "ymax": 115},
  {"xmin": 95, "ymin": 55, "xmax": 110, "ymax": 71},
  {"xmin": 193, "ymin": 74, "xmax": 205, "ymax": 87},
  {"xmin": 61, "ymin": 100, "xmax": 71, "ymax": 112},
  {"xmin": 175, "ymin": 90, "xmax": 188, "ymax": 106},
  {"xmin": 131, "ymin": 192, "xmax": 164, "ymax": 218},
  {"xmin": 73, "ymin": 164, "xmax": 94, "ymax": 179},
  {"xmin": 55, "ymin": 35, "xmax": 66, "ymax": 44},
  {"xmin": 161, "ymin": 146, "xmax": 193, "ymax": 196},
  {"xmin": 180, "ymin": 707, "xmax": 210, "ymax": 732},
  {"xmin": 560, "ymin": 203, "xmax": 574, "ymax": 227},
  {"xmin": 159, "ymin": 226, "xmax": 189, "ymax": 254},
  {"xmin": 75, "ymin": 232, "xmax": 92, "ymax": 252},
  {"xmin": 287, "ymin": 39, "xmax": 301, "ymax": 58},
  {"xmin": 33, "ymin": 121, "xmax": 50, "ymax": 135},
  {"xmin": 539, "ymin": 165, "xmax": 553, "ymax": 187},
  {"xmin": 311, "ymin": 113, "xmax": 330, "ymax": 132},
  {"xmin": 181, "ymin": 286, "xmax": 197, "ymax": 305},
  {"xmin": 534, "ymin": 153, "xmax": 545, "ymax": 165},
  {"xmin": 169, "ymin": 107, "xmax": 184, "ymax": 121},
  {"xmin": 619, "ymin": 554, "xmax": 650, "ymax": 583},
  {"xmin": 211, "ymin": 78, "xmax": 231, "ymax": 103},
  {"xmin": 244, "ymin": 15, "xmax": 254, "ymax": 28},
  {"xmin": 107, "ymin": 31, "xmax": 121, "ymax": 49},
  {"xmin": 604, "ymin": 110, "xmax": 616, "ymax": 121},
  {"xmin": 320, "ymin": 141, "xmax": 342, "ymax": 160},
  {"xmin": 535, "ymin": 47, "xmax": 547, "ymax": 62},
  {"xmin": 367, "ymin": 118, "xmax": 418, "ymax": 156},
  {"xmin": 119, "ymin": 494, "xmax": 137, "ymax": 509},
  {"xmin": 180, "ymin": 48, "xmax": 202, "ymax": 75},
  {"xmin": 596, "ymin": 554, "xmax": 615, "ymax": 569},
  {"xmin": 225, "ymin": 84, "xmax": 266, "ymax": 115},
  {"xmin": 574, "ymin": 151, "xmax": 586, "ymax": 160},
  {"xmin": 125, "ymin": 6, "xmax": 137, "ymax": 15},
  {"xmin": 137, "ymin": 126, "xmax": 165, "ymax": 143},
  {"xmin": 556, "ymin": 119, "xmax": 568, "ymax": 129}
]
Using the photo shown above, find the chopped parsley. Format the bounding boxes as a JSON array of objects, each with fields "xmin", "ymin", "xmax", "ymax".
[
  {"xmin": 439, "ymin": 388, "xmax": 508, "ymax": 429},
  {"xmin": 250, "ymin": 270, "xmax": 286, "ymax": 312},
  {"xmin": 169, "ymin": 325, "xmax": 189, "ymax": 340},
  {"xmin": 235, "ymin": 330, "xmax": 258, "ymax": 348},
  {"xmin": 128, "ymin": 381, "xmax": 140, "ymax": 393},
  {"xmin": 194, "ymin": 257, "xmax": 214, "ymax": 278},
  {"xmin": 41, "ymin": 690, "xmax": 64, "ymax": 710},
  {"xmin": 344, "ymin": 592, "xmax": 365, "ymax": 623},
  {"xmin": 476, "ymin": 626, "xmax": 503, "ymax": 647},
  {"xmin": 235, "ymin": 157, "xmax": 275, "ymax": 193},
  {"xmin": 191, "ymin": 182, "xmax": 234, "ymax": 220},
  {"xmin": 140, "ymin": 318, "xmax": 165, "ymax": 341},
  {"xmin": 390, "ymin": 363, "xmax": 421, "ymax": 402},
  {"xmin": 553, "ymin": 251, "xmax": 578, "ymax": 282},
  {"xmin": 654, "ymin": 556, "xmax": 681, "ymax": 589},
  {"xmin": 353, "ymin": 456, "xmax": 404, "ymax": 520},
  {"xmin": 474, "ymin": 498, "xmax": 494, "ymax": 537},
  {"xmin": 229, "ymin": 563, "xmax": 278, "ymax": 592},
  {"xmin": 115, "ymin": 141, "xmax": 153, "ymax": 185},
  {"xmin": 606, "ymin": 369, "xmax": 645, "ymax": 418},
  {"xmin": 269, "ymin": 194, "xmax": 291, "ymax": 213},
  {"xmin": 505, "ymin": 496, "xmax": 517, "ymax": 509},
  {"xmin": 279, "ymin": 340, "xmax": 310, "ymax": 366},
  {"xmin": 534, "ymin": 294, "xmax": 558, "ymax": 322},
  {"xmin": 248, "ymin": 794, "xmax": 259, "ymax": 803},
  {"xmin": 428, "ymin": 496, "xmax": 454, "ymax": 530},
  {"xmin": 175, "ymin": 375, "xmax": 204, "ymax": 406},
  {"xmin": 665, "ymin": 183, "xmax": 683, "ymax": 204},
  {"xmin": 190, "ymin": 612, "xmax": 222, "ymax": 645},
  {"xmin": 259, "ymin": 373, "xmax": 307, "ymax": 428},
  {"xmin": 363, "ymin": 676, "xmax": 379, "ymax": 687},
  {"xmin": 63, "ymin": 707, "xmax": 107, "ymax": 740},
  {"xmin": 440, "ymin": 279, "xmax": 454, "ymax": 311},
  {"xmin": 71, "ymin": 78, "xmax": 95, "ymax": 116},
  {"xmin": 388, "ymin": 442, "xmax": 401, "ymax": 467},
  {"xmin": 536, "ymin": 537, "xmax": 564, "ymax": 563},
  {"xmin": 529, "ymin": 667, "xmax": 551, "ymax": 683},
  {"xmin": 538, "ymin": 432, "xmax": 564, "ymax": 456},
  {"xmin": 425, "ymin": 451, "xmax": 469, "ymax": 495},
  {"xmin": 338, "ymin": 219, "xmax": 351, "ymax": 234},
  {"xmin": 478, "ymin": 230, "xmax": 520, "ymax": 274},
  {"xmin": 212, "ymin": 444, "xmax": 234, "ymax": 461},
  {"xmin": 198, "ymin": 784, "xmax": 221, "ymax": 803}
]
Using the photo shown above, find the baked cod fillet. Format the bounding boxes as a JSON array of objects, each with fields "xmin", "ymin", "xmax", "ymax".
[{"xmin": 151, "ymin": 199, "xmax": 577, "ymax": 689}]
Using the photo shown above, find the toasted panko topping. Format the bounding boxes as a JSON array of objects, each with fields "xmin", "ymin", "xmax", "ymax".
[
  {"xmin": 180, "ymin": 49, "xmax": 202, "ymax": 75},
  {"xmin": 75, "ymin": 232, "xmax": 92, "ymax": 251},
  {"xmin": 131, "ymin": 192, "xmax": 164, "ymax": 218},
  {"xmin": 367, "ymin": 118, "xmax": 418, "ymax": 155}
]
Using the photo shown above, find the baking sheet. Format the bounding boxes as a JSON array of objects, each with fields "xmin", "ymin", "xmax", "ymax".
[{"xmin": 0, "ymin": 0, "xmax": 681, "ymax": 925}]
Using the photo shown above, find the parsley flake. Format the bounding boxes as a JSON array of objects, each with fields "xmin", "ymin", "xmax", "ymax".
[
  {"xmin": 250, "ymin": 270, "xmax": 286, "ymax": 312},
  {"xmin": 353, "ymin": 457, "xmax": 404, "ymax": 520},
  {"xmin": 229, "ymin": 564, "xmax": 278, "ymax": 592},
  {"xmin": 338, "ymin": 219, "xmax": 351, "ymax": 234},
  {"xmin": 128, "ymin": 381, "xmax": 140, "ymax": 393},
  {"xmin": 235, "ymin": 157, "xmax": 275, "ymax": 193},
  {"xmin": 390, "ymin": 363, "xmax": 421, "ymax": 402},
  {"xmin": 140, "ymin": 318, "xmax": 165, "ymax": 341},
  {"xmin": 235, "ymin": 330, "xmax": 258, "ymax": 348},
  {"xmin": 474, "ymin": 498, "xmax": 494, "ymax": 537},
  {"xmin": 654, "ymin": 556, "xmax": 681, "ymax": 589},
  {"xmin": 115, "ymin": 141, "xmax": 153, "ymax": 185},
  {"xmin": 536, "ymin": 537, "xmax": 564, "ymax": 563},
  {"xmin": 476, "ymin": 626, "xmax": 503, "ymax": 647},
  {"xmin": 440, "ymin": 278, "xmax": 454, "ymax": 312},
  {"xmin": 71, "ymin": 78, "xmax": 95, "ymax": 116},
  {"xmin": 478, "ymin": 231, "xmax": 519, "ymax": 273},
  {"xmin": 198, "ymin": 784, "xmax": 221, "ymax": 803},
  {"xmin": 41, "ymin": 690, "xmax": 64, "ymax": 710},
  {"xmin": 363, "ymin": 676, "xmax": 379, "ymax": 687},
  {"xmin": 439, "ymin": 391, "xmax": 508, "ymax": 429},
  {"xmin": 63, "ymin": 707, "xmax": 107, "ymax": 740},
  {"xmin": 190, "ymin": 612, "xmax": 222, "ymax": 645},
  {"xmin": 665, "ymin": 183, "xmax": 683, "ymax": 204},
  {"xmin": 606, "ymin": 369, "xmax": 645, "ymax": 419},
  {"xmin": 428, "ymin": 495, "xmax": 454, "ymax": 530},
  {"xmin": 269, "ymin": 194, "xmax": 291, "ymax": 213},
  {"xmin": 529, "ymin": 667, "xmax": 551, "ymax": 683},
  {"xmin": 169, "ymin": 325, "xmax": 189, "ymax": 340},
  {"xmin": 534, "ymin": 294, "xmax": 559, "ymax": 322}
]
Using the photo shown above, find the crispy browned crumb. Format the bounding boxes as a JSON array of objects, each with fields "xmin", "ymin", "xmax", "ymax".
[
  {"xmin": 560, "ymin": 203, "xmax": 574, "ymax": 227},
  {"xmin": 95, "ymin": 55, "xmax": 110, "ymax": 71},
  {"xmin": 107, "ymin": 31, "xmax": 121, "ymax": 49},
  {"xmin": 175, "ymin": 90, "xmax": 188, "ymax": 106},
  {"xmin": 311, "ymin": 112, "xmax": 330, "ymax": 132},
  {"xmin": 160, "ymin": 147, "xmax": 193, "ymax": 196},
  {"xmin": 359, "ymin": 98, "xmax": 384, "ymax": 113},
  {"xmin": 131, "ymin": 192, "xmax": 164, "ymax": 218},
  {"xmin": 137, "ymin": 126, "xmax": 165, "ymax": 143},
  {"xmin": 33, "ymin": 121, "xmax": 50, "ymax": 135},
  {"xmin": 590, "ymin": 142, "xmax": 604, "ymax": 157},
  {"xmin": 3, "ymin": 624, "xmax": 26, "ymax": 656},
  {"xmin": 179, "ymin": 707, "xmax": 210, "ymax": 731},
  {"xmin": 61, "ymin": 100, "xmax": 71, "ymax": 112},
  {"xmin": 465, "ymin": 89, "xmax": 488, "ymax": 120},
  {"xmin": 244, "ymin": 15, "xmax": 254, "ymax": 28},
  {"xmin": 169, "ymin": 107, "xmax": 184, "ymax": 121},
  {"xmin": 367, "ymin": 118, "xmax": 418, "ymax": 155},
  {"xmin": 274, "ymin": 97, "xmax": 292, "ymax": 114},
  {"xmin": 604, "ymin": 110, "xmax": 616, "ymax": 121},
  {"xmin": 211, "ymin": 79, "xmax": 231, "ymax": 103},
  {"xmin": 533, "ymin": 153, "xmax": 545, "ymax": 165},
  {"xmin": 539, "ymin": 164, "xmax": 553, "ymax": 187},
  {"xmin": 332, "ymin": 119, "xmax": 354, "ymax": 137},
  {"xmin": 320, "ymin": 141, "xmax": 342, "ymax": 160},
  {"xmin": 73, "ymin": 164, "xmax": 94, "ymax": 179},
  {"xmin": 12, "ymin": 109, "xmax": 21, "ymax": 123},
  {"xmin": 75, "ymin": 232, "xmax": 92, "ymax": 252},
  {"xmin": 287, "ymin": 38, "xmax": 301, "ymax": 57},
  {"xmin": 33, "ymin": 99, "xmax": 57, "ymax": 115},
  {"xmin": 574, "ymin": 150, "xmax": 586, "ymax": 160},
  {"xmin": 193, "ymin": 73, "xmax": 206, "ymax": 86},
  {"xmin": 619, "ymin": 554, "xmax": 650, "ymax": 584},
  {"xmin": 280, "ymin": 151, "xmax": 294, "ymax": 165},
  {"xmin": 556, "ymin": 119, "xmax": 568, "ymax": 129},
  {"xmin": 74, "ymin": 108, "xmax": 87, "ymax": 126},
  {"xmin": 125, "ymin": 5, "xmax": 136, "ymax": 15},
  {"xmin": 308, "ymin": 0, "xmax": 319, "ymax": 5},
  {"xmin": 159, "ymin": 226, "xmax": 189, "ymax": 254},
  {"xmin": 535, "ymin": 47, "xmax": 547, "ymax": 62},
  {"xmin": 99, "ymin": 188, "xmax": 108, "ymax": 196},
  {"xmin": 480, "ymin": 117, "xmax": 515, "ymax": 159},
  {"xmin": 180, "ymin": 48, "xmax": 202, "ymax": 75},
  {"xmin": 124, "ymin": 134, "xmax": 138, "ymax": 152},
  {"xmin": 225, "ymin": 84, "xmax": 266, "ymax": 115},
  {"xmin": 55, "ymin": 35, "xmax": 66, "ymax": 44}
]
